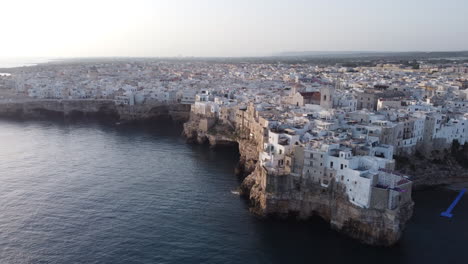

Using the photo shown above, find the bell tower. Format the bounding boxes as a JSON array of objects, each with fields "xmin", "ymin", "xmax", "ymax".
[{"xmin": 320, "ymin": 85, "xmax": 335, "ymax": 109}]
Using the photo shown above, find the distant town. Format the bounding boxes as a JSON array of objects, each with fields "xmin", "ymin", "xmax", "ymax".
[{"xmin": 0, "ymin": 57, "xmax": 467, "ymax": 245}]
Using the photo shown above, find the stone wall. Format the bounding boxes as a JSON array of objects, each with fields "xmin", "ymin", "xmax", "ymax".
[{"xmin": 370, "ymin": 187, "xmax": 390, "ymax": 210}]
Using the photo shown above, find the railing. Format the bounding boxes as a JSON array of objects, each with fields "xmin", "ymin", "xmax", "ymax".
[
  {"xmin": 378, "ymin": 168, "xmax": 408, "ymax": 178},
  {"xmin": 264, "ymin": 166, "xmax": 289, "ymax": 176}
]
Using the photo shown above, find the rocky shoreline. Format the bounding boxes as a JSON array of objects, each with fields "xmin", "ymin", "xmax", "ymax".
[
  {"xmin": 0, "ymin": 101, "xmax": 462, "ymax": 246},
  {"xmin": 180, "ymin": 115, "xmax": 468, "ymax": 246},
  {"xmin": 241, "ymin": 163, "xmax": 414, "ymax": 245},
  {"xmin": 0, "ymin": 100, "xmax": 191, "ymax": 123},
  {"xmin": 395, "ymin": 154, "xmax": 468, "ymax": 191}
]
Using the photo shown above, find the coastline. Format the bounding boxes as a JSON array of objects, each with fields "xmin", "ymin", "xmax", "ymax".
[
  {"xmin": 0, "ymin": 99, "xmax": 465, "ymax": 247},
  {"xmin": 182, "ymin": 114, "xmax": 415, "ymax": 246},
  {"xmin": 0, "ymin": 57, "xmax": 59, "ymax": 71},
  {"xmin": 0, "ymin": 99, "xmax": 190, "ymax": 123}
]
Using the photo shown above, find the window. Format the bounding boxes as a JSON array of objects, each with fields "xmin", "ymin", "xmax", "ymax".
[
  {"xmin": 340, "ymin": 164, "xmax": 343, "ymax": 170},
  {"xmin": 341, "ymin": 176, "xmax": 344, "ymax": 181},
  {"xmin": 330, "ymin": 162, "xmax": 334, "ymax": 168},
  {"xmin": 279, "ymin": 149, "xmax": 282, "ymax": 154}
]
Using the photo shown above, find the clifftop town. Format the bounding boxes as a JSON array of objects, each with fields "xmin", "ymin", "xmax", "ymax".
[{"xmin": 1, "ymin": 58, "xmax": 467, "ymax": 245}]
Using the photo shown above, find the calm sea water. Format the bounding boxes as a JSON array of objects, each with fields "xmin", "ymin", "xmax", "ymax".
[{"xmin": 0, "ymin": 119, "xmax": 466, "ymax": 264}]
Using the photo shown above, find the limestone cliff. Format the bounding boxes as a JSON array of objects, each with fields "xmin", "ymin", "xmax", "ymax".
[
  {"xmin": 244, "ymin": 164, "xmax": 413, "ymax": 246},
  {"xmin": 0, "ymin": 100, "xmax": 190, "ymax": 122},
  {"xmin": 0, "ymin": 100, "xmax": 118, "ymax": 120},
  {"xmin": 395, "ymin": 146, "xmax": 468, "ymax": 189},
  {"xmin": 183, "ymin": 116, "xmax": 413, "ymax": 246},
  {"xmin": 183, "ymin": 115, "xmax": 259, "ymax": 177}
]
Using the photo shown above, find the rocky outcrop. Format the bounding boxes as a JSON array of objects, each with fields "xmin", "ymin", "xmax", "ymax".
[
  {"xmin": 0, "ymin": 100, "xmax": 190, "ymax": 122},
  {"xmin": 244, "ymin": 164, "xmax": 413, "ymax": 246},
  {"xmin": 117, "ymin": 103, "xmax": 190, "ymax": 122},
  {"xmin": 0, "ymin": 100, "xmax": 119, "ymax": 120},
  {"xmin": 183, "ymin": 115, "xmax": 413, "ymax": 246},
  {"xmin": 395, "ymin": 148, "xmax": 468, "ymax": 189},
  {"xmin": 183, "ymin": 115, "xmax": 259, "ymax": 177}
]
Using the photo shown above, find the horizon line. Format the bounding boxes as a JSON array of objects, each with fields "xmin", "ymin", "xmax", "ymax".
[{"xmin": 1, "ymin": 50, "xmax": 468, "ymax": 60}]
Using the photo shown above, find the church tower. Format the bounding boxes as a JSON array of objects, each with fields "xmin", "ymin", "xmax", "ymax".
[{"xmin": 320, "ymin": 85, "xmax": 335, "ymax": 109}]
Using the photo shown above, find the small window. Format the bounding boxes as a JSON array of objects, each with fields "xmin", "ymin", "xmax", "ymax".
[
  {"xmin": 330, "ymin": 162, "xmax": 334, "ymax": 168},
  {"xmin": 340, "ymin": 164, "xmax": 343, "ymax": 170}
]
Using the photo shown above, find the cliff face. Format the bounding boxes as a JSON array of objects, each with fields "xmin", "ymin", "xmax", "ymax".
[
  {"xmin": 183, "ymin": 116, "xmax": 413, "ymax": 246},
  {"xmin": 395, "ymin": 147, "xmax": 468, "ymax": 189},
  {"xmin": 0, "ymin": 100, "xmax": 190, "ymax": 122},
  {"xmin": 244, "ymin": 165, "xmax": 413, "ymax": 246},
  {"xmin": 0, "ymin": 100, "xmax": 119, "ymax": 120},
  {"xmin": 183, "ymin": 115, "xmax": 257, "ymax": 179},
  {"xmin": 183, "ymin": 115, "xmax": 259, "ymax": 177}
]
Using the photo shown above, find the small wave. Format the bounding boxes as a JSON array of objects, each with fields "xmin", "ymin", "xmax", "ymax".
[{"xmin": 230, "ymin": 190, "xmax": 240, "ymax": 195}]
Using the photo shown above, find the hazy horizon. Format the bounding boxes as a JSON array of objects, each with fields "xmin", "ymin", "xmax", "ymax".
[
  {"xmin": 1, "ymin": 0, "xmax": 467, "ymax": 58},
  {"xmin": 2, "ymin": 49, "xmax": 468, "ymax": 60}
]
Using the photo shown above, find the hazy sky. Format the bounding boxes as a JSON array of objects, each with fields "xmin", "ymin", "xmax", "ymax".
[{"xmin": 1, "ymin": 0, "xmax": 467, "ymax": 57}]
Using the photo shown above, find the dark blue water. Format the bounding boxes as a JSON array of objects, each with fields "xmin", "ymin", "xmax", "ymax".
[{"xmin": 0, "ymin": 120, "xmax": 467, "ymax": 264}]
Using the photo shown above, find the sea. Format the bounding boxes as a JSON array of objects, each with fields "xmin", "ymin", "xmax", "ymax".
[
  {"xmin": 0, "ymin": 119, "xmax": 467, "ymax": 264},
  {"xmin": 0, "ymin": 57, "xmax": 53, "ymax": 69}
]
